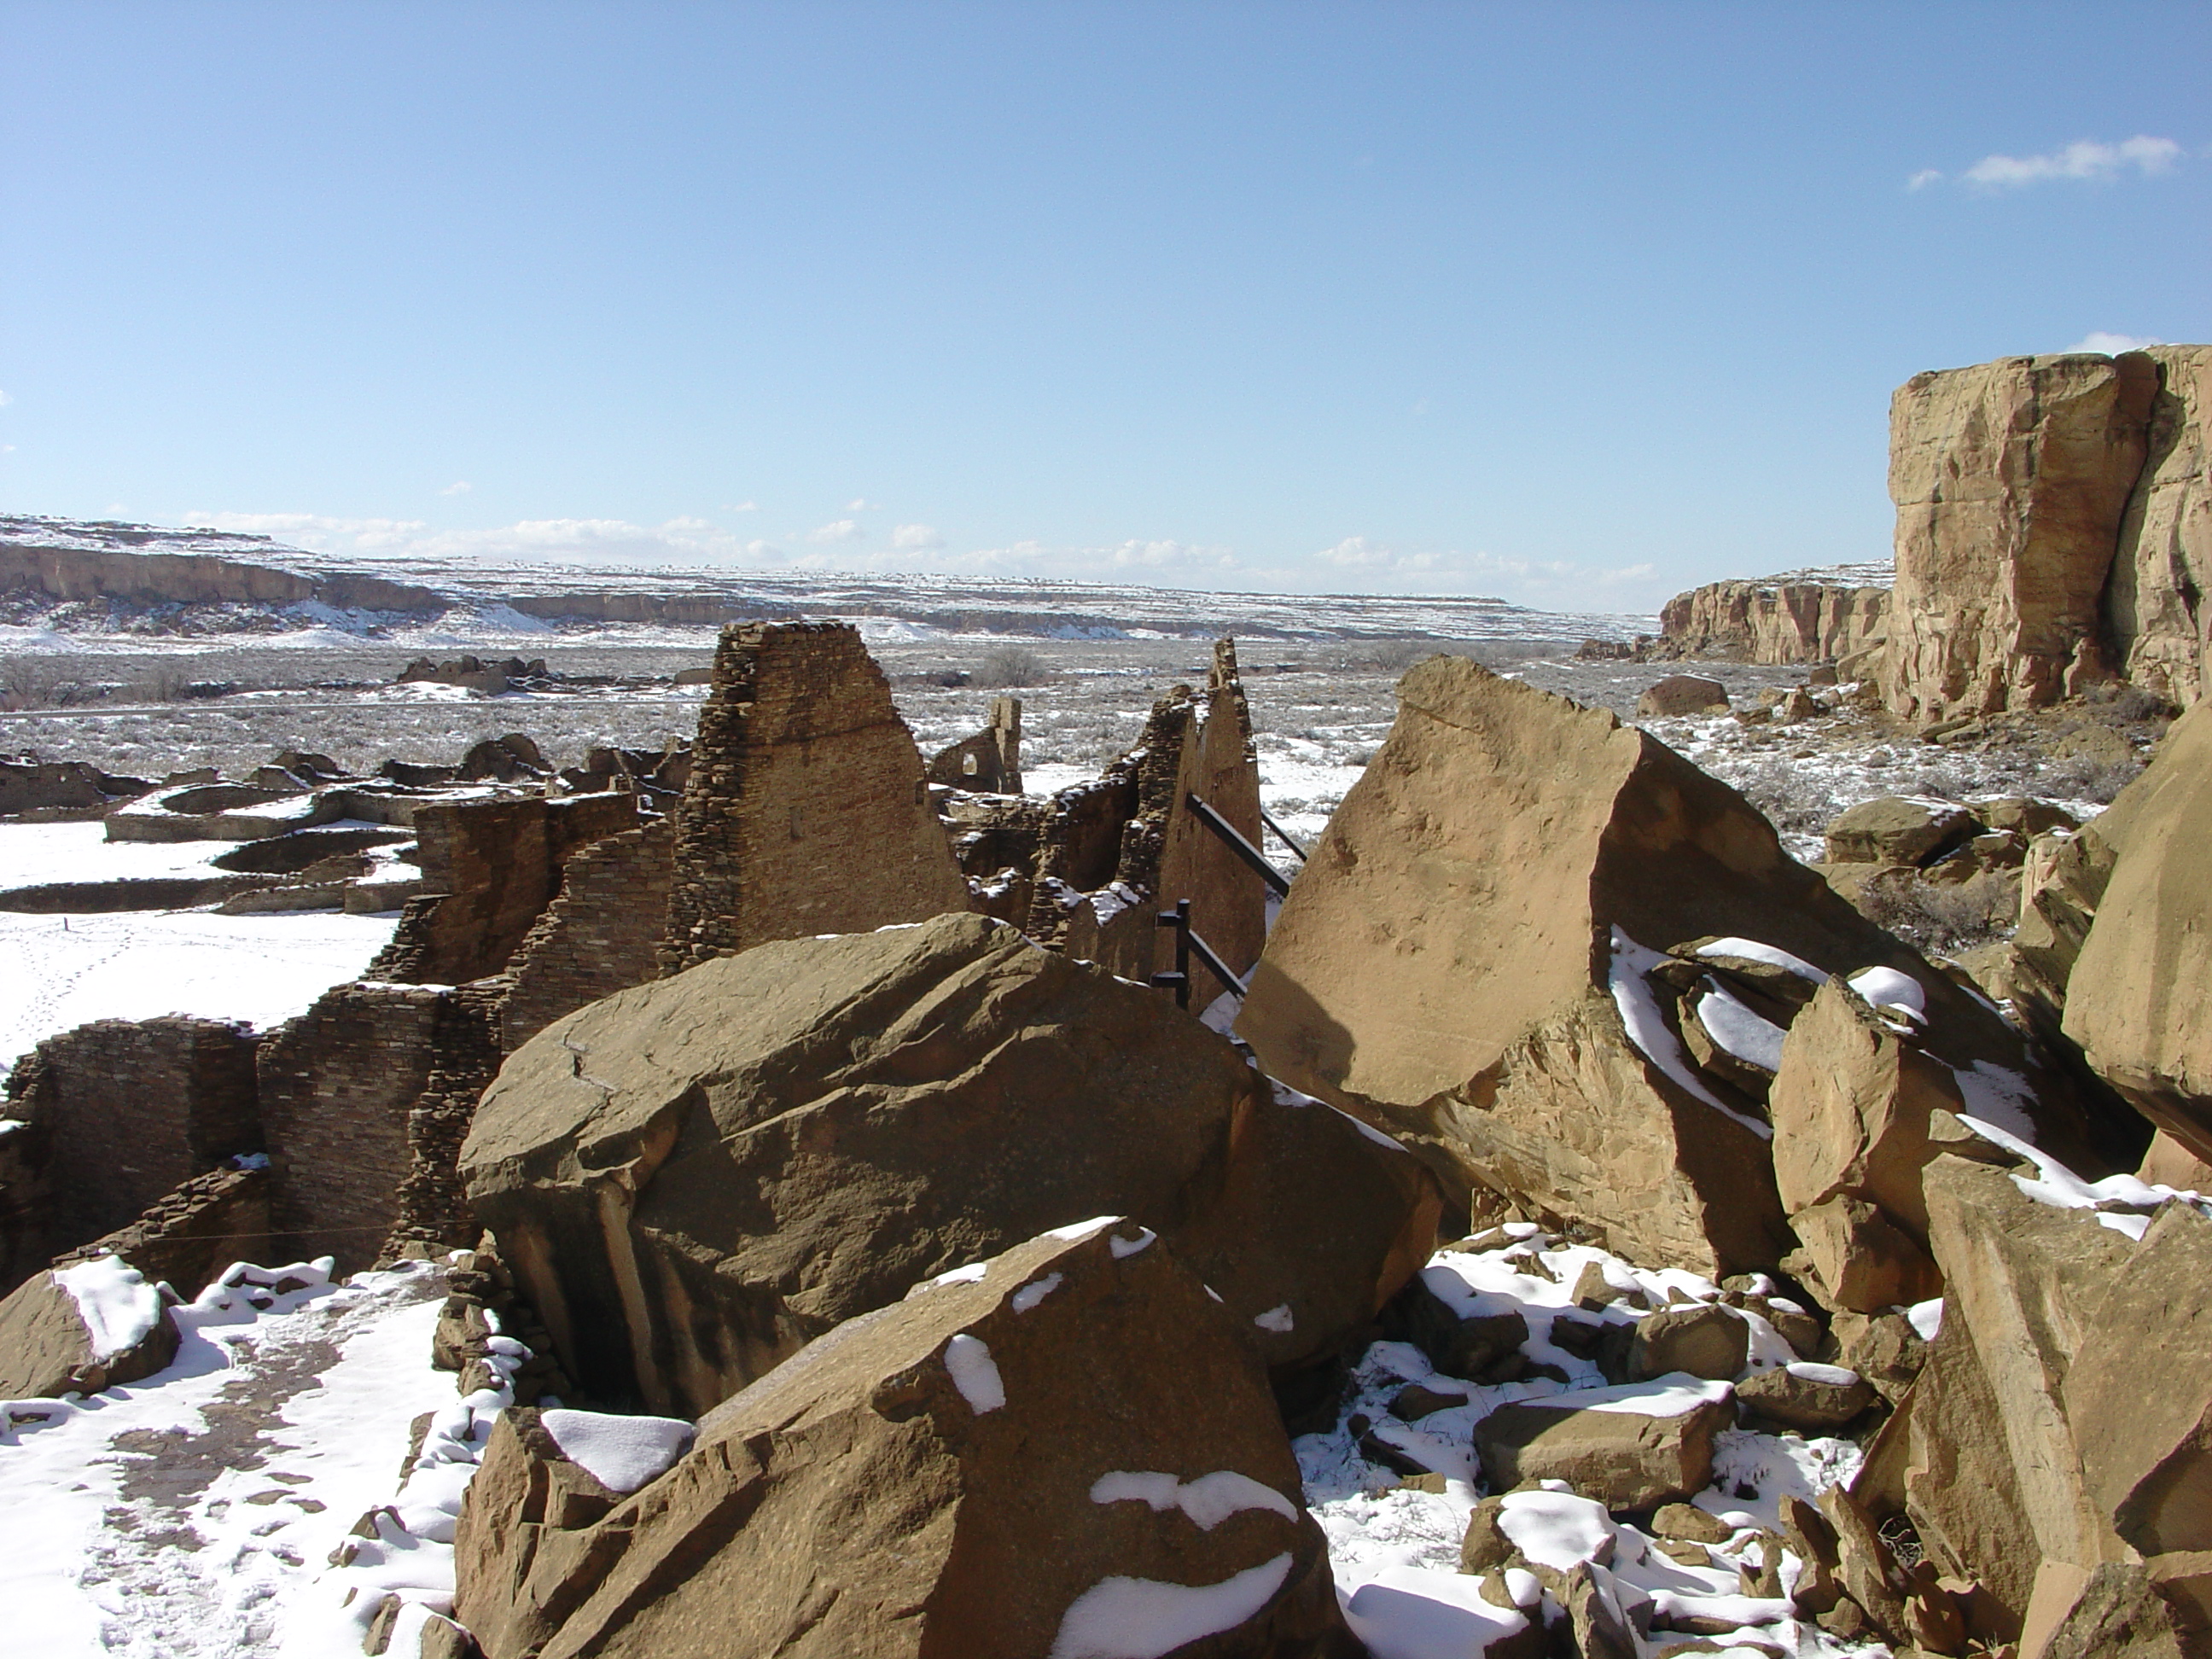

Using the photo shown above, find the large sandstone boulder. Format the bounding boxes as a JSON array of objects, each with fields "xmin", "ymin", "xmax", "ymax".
[
  {"xmin": 1235, "ymin": 655, "xmax": 2099, "ymax": 1278},
  {"xmin": 451, "ymin": 1220, "xmax": 1357, "ymax": 1659},
  {"xmin": 2064, "ymin": 702, "xmax": 2212, "ymax": 1162},
  {"xmin": 1822, "ymin": 795, "xmax": 1980, "ymax": 866},
  {"xmin": 1472, "ymin": 1377, "xmax": 1734, "ymax": 1510},
  {"xmin": 0, "ymin": 1254, "xmax": 177, "ymax": 1398},
  {"xmin": 2109, "ymin": 345, "xmax": 2212, "ymax": 709},
  {"xmin": 1884, "ymin": 352, "xmax": 2159, "ymax": 719},
  {"xmin": 462, "ymin": 911, "xmax": 1436, "ymax": 1417},
  {"xmin": 1866, "ymin": 1144, "xmax": 2212, "ymax": 1648},
  {"xmin": 1635, "ymin": 674, "xmax": 1729, "ymax": 717}
]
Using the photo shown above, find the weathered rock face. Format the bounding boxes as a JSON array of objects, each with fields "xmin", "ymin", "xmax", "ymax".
[
  {"xmin": 2109, "ymin": 346, "xmax": 2212, "ymax": 709},
  {"xmin": 1822, "ymin": 796, "xmax": 1981, "ymax": 867},
  {"xmin": 1235, "ymin": 656, "xmax": 2093, "ymax": 1278},
  {"xmin": 1861, "ymin": 1148, "xmax": 2212, "ymax": 1649},
  {"xmin": 2064, "ymin": 703, "xmax": 2212, "ymax": 1162},
  {"xmin": 463, "ymin": 912, "xmax": 1435, "ymax": 1417},
  {"xmin": 1884, "ymin": 352, "xmax": 2160, "ymax": 720},
  {"xmin": 1657, "ymin": 578, "xmax": 1890, "ymax": 665},
  {"xmin": 0, "ymin": 1256, "xmax": 177, "ymax": 1399},
  {"xmin": 451, "ymin": 1222, "xmax": 1356, "ymax": 1659},
  {"xmin": 1767, "ymin": 980, "xmax": 1963, "ymax": 1310},
  {"xmin": 658, "ymin": 621, "xmax": 975, "ymax": 975}
]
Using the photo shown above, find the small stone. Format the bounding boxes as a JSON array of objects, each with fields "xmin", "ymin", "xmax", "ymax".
[
  {"xmin": 1653, "ymin": 1502, "xmax": 1735, "ymax": 1545},
  {"xmin": 1388, "ymin": 1382, "xmax": 1471, "ymax": 1422}
]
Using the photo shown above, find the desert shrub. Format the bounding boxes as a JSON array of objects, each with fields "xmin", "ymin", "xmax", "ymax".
[
  {"xmin": 1858, "ymin": 870, "xmax": 2017, "ymax": 957},
  {"xmin": 2045, "ymin": 752, "xmax": 2143, "ymax": 804},
  {"xmin": 978, "ymin": 645, "xmax": 1047, "ymax": 688}
]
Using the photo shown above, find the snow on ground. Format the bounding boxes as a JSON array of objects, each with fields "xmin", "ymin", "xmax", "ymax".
[
  {"xmin": 0, "ymin": 907, "xmax": 399, "ymax": 1075},
  {"xmin": 1300, "ymin": 1229, "xmax": 1877, "ymax": 1658},
  {"xmin": 0, "ymin": 822, "xmax": 239, "ymax": 888},
  {"xmin": 1, "ymin": 1260, "xmax": 466, "ymax": 1658}
]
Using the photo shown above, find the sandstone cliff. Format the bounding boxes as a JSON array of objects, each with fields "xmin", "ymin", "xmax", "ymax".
[
  {"xmin": 1657, "ymin": 570, "xmax": 1890, "ymax": 665},
  {"xmin": 2106, "ymin": 344, "xmax": 2212, "ymax": 708}
]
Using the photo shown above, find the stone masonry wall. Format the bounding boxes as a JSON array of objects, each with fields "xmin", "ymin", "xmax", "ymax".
[
  {"xmin": 370, "ymin": 791, "xmax": 638, "ymax": 985},
  {"xmin": 383, "ymin": 978, "xmax": 509, "ymax": 1260},
  {"xmin": 257, "ymin": 983, "xmax": 448, "ymax": 1273},
  {"xmin": 0, "ymin": 1016, "xmax": 260, "ymax": 1266},
  {"xmin": 1026, "ymin": 639, "xmax": 1266, "ymax": 1010},
  {"xmin": 501, "ymin": 818, "xmax": 677, "ymax": 1052},
  {"xmin": 659, "ymin": 621, "xmax": 974, "ymax": 974},
  {"xmin": 52, "ymin": 1163, "xmax": 271, "ymax": 1300}
]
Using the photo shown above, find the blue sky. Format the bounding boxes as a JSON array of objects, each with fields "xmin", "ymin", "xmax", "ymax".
[{"xmin": 2, "ymin": 3, "xmax": 2205, "ymax": 617}]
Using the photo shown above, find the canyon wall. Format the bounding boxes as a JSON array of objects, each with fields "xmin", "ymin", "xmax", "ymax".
[
  {"xmin": 1657, "ymin": 578, "xmax": 1890, "ymax": 665},
  {"xmin": 1884, "ymin": 352, "xmax": 2159, "ymax": 719}
]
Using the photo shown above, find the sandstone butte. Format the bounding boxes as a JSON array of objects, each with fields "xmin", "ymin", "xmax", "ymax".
[{"xmin": 1655, "ymin": 343, "xmax": 2211, "ymax": 717}]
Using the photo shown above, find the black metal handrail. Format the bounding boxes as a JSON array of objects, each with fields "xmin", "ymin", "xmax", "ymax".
[
  {"xmin": 1183, "ymin": 793, "xmax": 1291, "ymax": 899},
  {"xmin": 1150, "ymin": 898, "xmax": 1249, "ymax": 1010}
]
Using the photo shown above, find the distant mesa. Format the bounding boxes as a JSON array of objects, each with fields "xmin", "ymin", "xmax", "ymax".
[{"xmin": 1654, "ymin": 343, "xmax": 2209, "ymax": 718}]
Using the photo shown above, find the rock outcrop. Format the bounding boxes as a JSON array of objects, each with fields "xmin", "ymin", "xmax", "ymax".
[
  {"xmin": 462, "ymin": 911, "xmax": 1435, "ymax": 1417},
  {"xmin": 1657, "ymin": 574, "xmax": 1891, "ymax": 665},
  {"xmin": 1857, "ymin": 1146, "xmax": 2212, "ymax": 1651},
  {"xmin": 451, "ymin": 1220, "xmax": 1356, "ymax": 1659},
  {"xmin": 658, "ymin": 621, "xmax": 975, "ymax": 975},
  {"xmin": 1235, "ymin": 655, "xmax": 2098, "ymax": 1278},
  {"xmin": 2063, "ymin": 701, "xmax": 2212, "ymax": 1161},
  {"xmin": 2108, "ymin": 346, "xmax": 2212, "ymax": 709}
]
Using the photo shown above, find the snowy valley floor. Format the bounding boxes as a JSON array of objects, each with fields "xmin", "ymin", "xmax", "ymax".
[{"xmin": 4, "ymin": 1229, "xmax": 1886, "ymax": 1659}]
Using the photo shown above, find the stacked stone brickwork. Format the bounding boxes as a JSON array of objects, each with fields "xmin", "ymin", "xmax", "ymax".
[
  {"xmin": 256, "ymin": 982, "xmax": 450, "ymax": 1272},
  {"xmin": 658, "ymin": 621, "xmax": 974, "ymax": 975},
  {"xmin": 370, "ymin": 791, "xmax": 638, "ymax": 985},
  {"xmin": 0, "ymin": 1016, "xmax": 260, "ymax": 1270},
  {"xmin": 926, "ymin": 695, "xmax": 1023, "ymax": 793},
  {"xmin": 1027, "ymin": 639, "xmax": 1266, "ymax": 1008},
  {"xmin": 382, "ymin": 979, "xmax": 509, "ymax": 1260},
  {"xmin": 0, "ymin": 1115, "xmax": 50, "ymax": 1291},
  {"xmin": 50, "ymin": 1163, "xmax": 271, "ymax": 1300},
  {"xmin": 942, "ymin": 792, "xmax": 1052, "ymax": 924},
  {"xmin": 1884, "ymin": 352, "xmax": 2160, "ymax": 719},
  {"xmin": 500, "ymin": 818, "xmax": 677, "ymax": 1051}
]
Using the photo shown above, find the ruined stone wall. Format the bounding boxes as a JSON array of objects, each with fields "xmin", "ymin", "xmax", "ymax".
[
  {"xmin": 0, "ymin": 1017, "xmax": 260, "ymax": 1265},
  {"xmin": 370, "ymin": 791, "xmax": 637, "ymax": 985},
  {"xmin": 0, "ymin": 1115, "xmax": 50, "ymax": 1291},
  {"xmin": 926, "ymin": 696, "xmax": 1022, "ymax": 793},
  {"xmin": 383, "ymin": 979, "xmax": 509, "ymax": 1260},
  {"xmin": 257, "ymin": 983, "xmax": 448, "ymax": 1272},
  {"xmin": 51, "ymin": 1163, "xmax": 271, "ymax": 1299},
  {"xmin": 659, "ymin": 621, "xmax": 974, "ymax": 974},
  {"xmin": 502, "ymin": 818, "xmax": 677, "ymax": 1051},
  {"xmin": 1885, "ymin": 352, "xmax": 2159, "ymax": 719},
  {"xmin": 1022, "ymin": 642, "xmax": 1266, "ymax": 1010}
]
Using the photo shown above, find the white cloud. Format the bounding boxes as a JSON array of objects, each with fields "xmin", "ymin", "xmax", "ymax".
[
  {"xmin": 439, "ymin": 480, "xmax": 472, "ymax": 497},
  {"xmin": 845, "ymin": 498, "xmax": 880, "ymax": 512},
  {"xmin": 1906, "ymin": 169, "xmax": 1943, "ymax": 191},
  {"xmin": 193, "ymin": 510, "xmax": 785, "ymax": 567},
  {"xmin": 0, "ymin": 390, "xmax": 13, "ymax": 406},
  {"xmin": 806, "ymin": 519, "xmax": 865, "ymax": 544},
  {"xmin": 890, "ymin": 522, "xmax": 945, "ymax": 550},
  {"xmin": 2068, "ymin": 330, "xmax": 2164, "ymax": 355},
  {"xmin": 722, "ymin": 500, "xmax": 760, "ymax": 513},
  {"xmin": 1961, "ymin": 135, "xmax": 2182, "ymax": 190}
]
